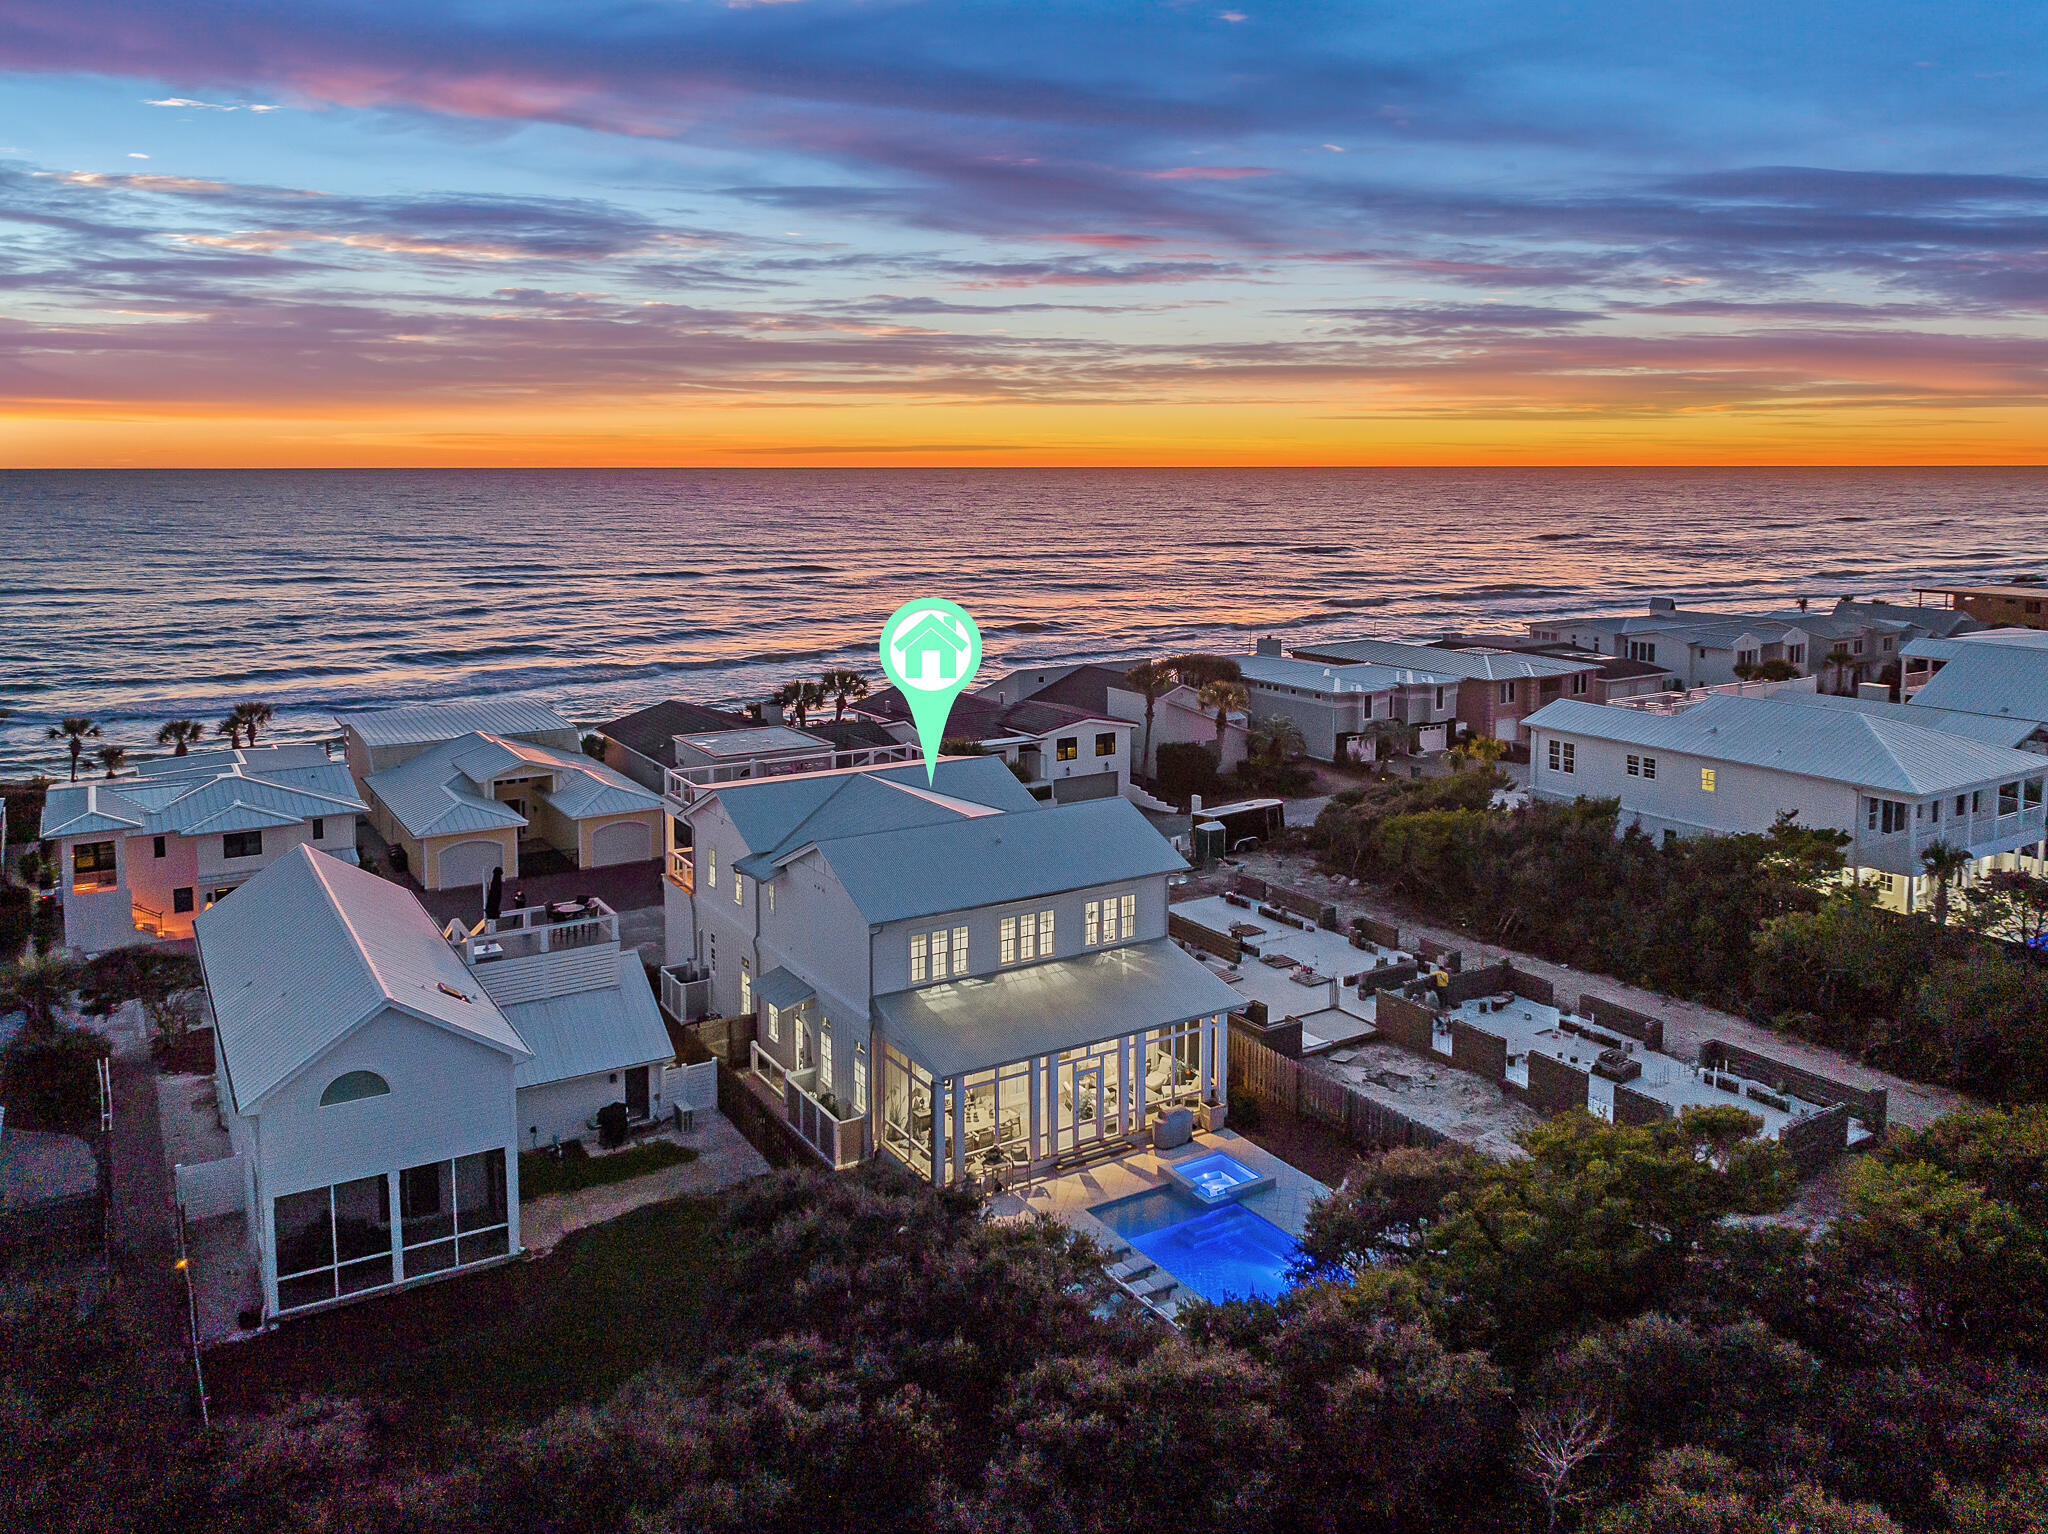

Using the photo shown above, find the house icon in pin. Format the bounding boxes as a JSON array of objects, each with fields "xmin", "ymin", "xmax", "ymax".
[{"xmin": 894, "ymin": 610, "xmax": 971, "ymax": 688}]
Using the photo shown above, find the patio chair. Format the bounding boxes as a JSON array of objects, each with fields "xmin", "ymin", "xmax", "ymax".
[
  {"xmin": 1127, "ymin": 1271, "xmax": 1178, "ymax": 1300},
  {"xmin": 1106, "ymin": 1253, "xmax": 1156, "ymax": 1282}
]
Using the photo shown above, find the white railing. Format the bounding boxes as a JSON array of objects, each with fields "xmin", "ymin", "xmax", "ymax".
[
  {"xmin": 666, "ymin": 847, "xmax": 694, "ymax": 891},
  {"xmin": 446, "ymin": 898, "xmax": 619, "ymax": 964},
  {"xmin": 659, "ymin": 964, "xmax": 712, "ymax": 1022},
  {"xmin": 663, "ymin": 743, "xmax": 919, "ymax": 807},
  {"xmin": 175, "ymin": 1156, "xmax": 246, "ymax": 1220},
  {"xmin": 1854, "ymin": 806, "xmax": 2047, "ymax": 873},
  {"xmin": 1611, "ymin": 676, "xmax": 1818, "ymax": 713}
]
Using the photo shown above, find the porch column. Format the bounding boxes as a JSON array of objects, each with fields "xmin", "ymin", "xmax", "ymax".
[
  {"xmin": 1028, "ymin": 1056, "xmax": 1043, "ymax": 1163},
  {"xmin": 1197, "ymin": 1016, "xmax": 1212, "ymax": 1105},
  {"xmin": 949, "ymin": 1076, "xmax": 966, "ymax": 1186},
  {"xmin": 1125, "ymin": 1033, "xmax": 1141, "ymax": 1135},
  {"xmin": 928, "ymin": 1077, "xmax": 945, "ymax": 1187},
  {"xmin": 1211, "ymin": 1013, "xmax": 1229, "ymax": 1104}
]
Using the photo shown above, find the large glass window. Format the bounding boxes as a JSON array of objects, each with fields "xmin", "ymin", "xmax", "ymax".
[
  {"xmin": 1037, "ymin": 908, "xmax": 1054, "ymax": 956},
  {"xmin": 1146, "ymin": 1020, "xmax": 1205, "ymax": 1111},
  {"xmin": 910, "ymin": 932, "xmax": 928, "ymax": 983},
  {"xmin": 928, "ymin": 928, "xmax": 950, "ymax": 980},
  {"xmin": 73, "ymin": 840, "xmax": 117, "ymax": 890},
  {"xmin": 1056, "ymin": 737, "xmax": 1078, "ymax": 761},
  {"xmin": 817, "ymin": 1018, "xmax": 834, "ymax": 1096},
  {"xmin": 1119, "ymin": 893, "xmax": 1137, "ymax": 941},
  {"xmin": 2002, "ymin": 781, "xmax": 2021, "ymax": 815},
  {"xmin": 1095, "ymin": 732, "xmax": 1116, "ymax": 757},
  {"xmin": 880, "ymin": 1045, "xmax": 933, "ymax": 1171},
  {"xmin": 223, "ymin": 829, "xmax": 263, "ymax": 859},
  {"xmin": 1084, "ymin": 900, "xmax": 1100, "ymax": 946},
  {"xmin": 740, "ymin": 958, "xmax": 753, "ymax": 1015},
  {"xmin": 853, "ymin": 1043, "xmax": 869, "ymax": 1116},
  {"xmin": 999, "ymin": 917, "xmax": 1016, "ymax": 964},
  {"xmin": 951, "ymin": 925, "xmax": 968, "ymax": 975}
]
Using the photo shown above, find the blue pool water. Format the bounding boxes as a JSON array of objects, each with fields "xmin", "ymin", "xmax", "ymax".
[
  {"xmin": 1092, "ymin": 1187, "xmax": 1302, "ymax": 1304},
  {"xmin": 1170, "ymin": 1150, "xmax": 1266, "ymax": 1203}
]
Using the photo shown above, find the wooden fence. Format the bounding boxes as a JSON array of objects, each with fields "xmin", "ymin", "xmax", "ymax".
[{"xmin": 1227, "ymin": 1029, "xmax": 1446, "ymax": 1153}]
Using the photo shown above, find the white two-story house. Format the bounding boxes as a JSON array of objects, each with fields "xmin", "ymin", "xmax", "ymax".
[
  {"xmin": 1237, "ymin": 650, "xmax": 1461, "ymax": 761},
  {"xmin": 192, "ymin": 845, "xmax": 676, "ymax": 1324},
  {"xmin": 663, "ymin": 754, "xmax": 1240, "ymax": 1182},
  {"xmin": 1525, "ymin": 693, "xmax": 2048, "ymax": 913},
  {"xmin": 40, "ymin": 744, "xmax": 366, "ymax": 951}
]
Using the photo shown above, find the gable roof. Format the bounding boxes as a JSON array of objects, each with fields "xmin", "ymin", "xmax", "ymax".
[
  {"xmin": 197, "ymin": 847, "xmax": 529, "ymax": 1114},
  {"xmin": 336, "ymin": 699, "xmax": 578, "ymax": 749},
  {"xmin": 40, "ymin": 751, "xmax": 364, "ymax": 841},
  {"xmin": 1294, "ymin": 637, "xmax": 1595, "ymax": 681},
  {"xmin": 1238, "ymin": 653, "xmax": 1454, "ymax": 694},
  {"xmin": 1774, "ymin": 689, "xmax": 2044, "ymax": 749},
  {"xmin": 366, "ymin": 731, "xmax": 659, "ymax": 840},
  {"xmin": 799, "ymin": 795, "xmax": 1187, "ymax": 926},
  {"xmin": 598, "ymin": 698, "xmax": 754, "ymax": 764},
  {"xmin": 708, "ymin": 756, "xmax": 1040, "ymax": 872},
  {"xmin": 1524, "ymin": 695, "xmax": 2047, "ymax": 796},
  {"xmin": 857, "ymin": 685, "xmax": 1118, "ymax": 742}
]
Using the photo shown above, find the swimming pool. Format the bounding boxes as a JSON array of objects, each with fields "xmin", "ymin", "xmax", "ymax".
[{"xmin": 1092, "ymin": 1185, "xmax": 1302, "ymax": 1304}]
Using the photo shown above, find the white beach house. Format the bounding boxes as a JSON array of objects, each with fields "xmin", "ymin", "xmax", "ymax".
[
  {"xmin": 662, "ymin": 754, "xmax": 1239, "ymax": 1182},
  {"xmin": 1524, "ymin": 693, "xmax": 2048, "ymax": 911},
  {"xmin": 193, "ymin": 846, "xmax": 676, "ymax": 1322},
  {"xmin": 39, "ymin": 744, "xmax": 366, "ymax": 952}
]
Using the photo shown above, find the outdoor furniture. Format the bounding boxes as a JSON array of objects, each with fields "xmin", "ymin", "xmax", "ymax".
[
  {"xmin": 1106, "ymin": 1254, "xmax": 1156, "ymax": 1282},
  {"xmin": 472, "ymin": 941, "xmax": 505, "ymax": 960}
]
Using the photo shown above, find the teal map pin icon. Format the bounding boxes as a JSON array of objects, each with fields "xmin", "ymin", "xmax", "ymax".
[{"xmin": 878, "ymin": 598, "xmax": 982, "ymax": 783}]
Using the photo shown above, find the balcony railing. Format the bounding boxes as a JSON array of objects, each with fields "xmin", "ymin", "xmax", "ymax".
[
  {"xmin": 664, "ymin": 743, "xmax": 919, "ymax": 807},
  {"xmin": 1854, "ymin": 805, "xmax": 2047, "ymax": 872},
  {"xmin": 446, "ymin": 898, "xmax": 619, "ymax": 963},
  {"xmin": 666, "ymin": 847, "xmax": 693, "ymax": 891},
  {"xmin": 750, "ymin": 1042, "xmax": 867, "ymax": 1169}
]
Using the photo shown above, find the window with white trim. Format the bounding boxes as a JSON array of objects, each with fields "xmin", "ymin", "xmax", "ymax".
[
  {"xmin": 951, "ymin": 925, "xmax": 968, "ymax": 975},
  {"xmin": 733, "ymin": 871, "xmax": 745, "ymax": 906},
  {"xmin": 999, "ymin": 917, "xmax": 1016, "ymax": 964},
  {"xmin": 1626, "ymin": 754, "xmax": 1640, "ymax": 777},
  {"xmin": 910, "ymin": 932, "xmax": 928, "ymax": 983},
  {"xmin": 766, "ymin": 881, "xmax": 775, "ymax": 913},
  {"xmin": 765, "ymin": 1002, "xmax": 781, "ymax": 1045},
  {"xmin": 928, "ymin": 928, "xmax": 950, "ymax": 980},
  {"xmin": 1084, "ymin": 899, "xmax": 1101, "ymax": 946},
  {"xmin": 1119, "ymin": 892, "xmax": 1136, "ymax": 940},
  {"xmin": 739, "ymin": 957, "xmax": 752, "ymax": 1015},
  {"xmin": 705, "ymin": 847, "xmax": 717, "ymax": 889},
  {"xmin": 1641, "ymin": 755, "xmax": 1656, "ymax": 780},
  {"xmin": 853, "ymin": 1043, "xmax": 868, "ymax": 1115},
  {"xmin": 818, "ymin": 1018, "xmax": 833, "ymax": 1094}
]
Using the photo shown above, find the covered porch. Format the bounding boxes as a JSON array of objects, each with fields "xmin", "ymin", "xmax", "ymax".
[{"xmin": 871, "ymin": 939, "xmax": 1242, "ymax": 1186}]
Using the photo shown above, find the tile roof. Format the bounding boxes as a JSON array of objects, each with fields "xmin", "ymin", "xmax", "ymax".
[
  {"xmin": 197, "ymin": 847, "xmax": 530, "ymax": 1113},
  {"xmin": 597, "ymin": 698, "xmax": 752, "ymax": 764},
  {"xmin": 1525, "ymin": 695, "xmax": 2047, "ymax": 795}
]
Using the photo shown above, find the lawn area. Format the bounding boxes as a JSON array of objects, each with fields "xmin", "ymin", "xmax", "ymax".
[
  {"xmin": 519, "ymin": 1139, "xmax": 697, "ymax": 1200},
  {"xmin": 203, "ymin": 1195, "xmax": 725, "ymax": 1429}
]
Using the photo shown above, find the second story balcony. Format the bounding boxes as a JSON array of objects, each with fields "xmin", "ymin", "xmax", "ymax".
[
  {"xmin": 667, "ymin": 847, "xmax": 694, "ymax": 891},
  {"xmin": 663, "ymin": 741, "xmax": 919, "ymax": 809},
  {"xmin": 1854, "ymin": 801, "xmax": 2048, "ymax": 876},
  {"xmin": 443, "ymin": 897, "xmax": 621, "ymax": 1005}
]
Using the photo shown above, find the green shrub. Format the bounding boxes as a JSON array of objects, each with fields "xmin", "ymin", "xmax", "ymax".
[
  {"xmin": 1, "ymin": 1022, "xmax": 111, "ymax": 1133},
  {"xmin": 518, "ymin": 1139, "xmax": 697, "ymax": 1200}
]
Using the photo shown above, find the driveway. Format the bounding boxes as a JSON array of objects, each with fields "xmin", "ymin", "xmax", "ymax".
[{"xmin": 1227, "ymin": 848, "xmax": 1972, "ymax": 1131}]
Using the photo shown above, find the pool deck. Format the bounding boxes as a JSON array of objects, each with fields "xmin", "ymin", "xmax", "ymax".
[{"xmin": 990, "ymin": 1130, "xmax": 1331, "ymax": 1314}]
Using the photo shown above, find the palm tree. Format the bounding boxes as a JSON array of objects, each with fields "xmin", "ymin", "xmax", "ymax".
[
  {"xmin": 1823, "ymin": 646, "xmax": 1856, "ymax": 696},
  {"xmin": 1123, "ymin": 660, "xmax": 1175, "ymax": 778},
  {"xmin": 232, "ymin": 701, "xmax": 273, "ymax": 745},
  {"xmin": 1197, "ymin": 679, "xmax": 1249, "ymax": 761},
  {"xmin": 1247, "ymin": 712, "xmax": 1305, "ymax": 765},
  {"xmin": 1919, "ymin": 839, "xmax": 1972, "ymax": 927},
  {"xmin": 1454, "ymin": 735, "xmax": 1508, "ymax": 774},
  {"xmin": 156, "ymin": 719, "xmax": 205, "ymax": 756},
  {"xmin": 46, "ymin": 717, "xmax": 100, "ymax": 781},
  {"xmin": 774, "ymin": 679, "xmax": 826, "ymax": 729},
  {"xmin": 819, "ymin": 669, "xmax": 870, "ymax": 722},
  {"xmin": 216, "ymin": 714, "xmax": 244, "ymax": 749},
  {"xmin": 95, "ymin": 744, "xmax": 128, "ymax": 779}
]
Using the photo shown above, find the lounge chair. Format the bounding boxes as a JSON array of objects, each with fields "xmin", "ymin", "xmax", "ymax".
[
  {"xmin": 1127, "ymin": 1271, "xmax": 1178, "ymax": 1300},
  {"xmin": 1106, "ymin": 1254, "xmax": 1156, "ymax": 1282}
]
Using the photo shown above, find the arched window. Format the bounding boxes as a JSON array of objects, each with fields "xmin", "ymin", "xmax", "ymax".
[{"xmin": 319, "ymin": 1070, "xmax": 391, "ymax": 1106}]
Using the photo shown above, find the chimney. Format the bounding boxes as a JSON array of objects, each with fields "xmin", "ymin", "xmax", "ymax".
[
  {"xmin": 1191, "ymin": 793, "xmax": 1203, "ymax": 815},
  {"xmin": 1649, "ymin": 597, "xmax": 1676, "ymax": 611},
  {"xmin": 1256, "ymin": 636, "xmax": 1283, "ymax": 656}
]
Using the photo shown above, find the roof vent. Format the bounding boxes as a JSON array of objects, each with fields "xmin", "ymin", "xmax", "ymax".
[{"xmin": 437, "ymin": 982, "xmax": 472, "ymax": 1003}]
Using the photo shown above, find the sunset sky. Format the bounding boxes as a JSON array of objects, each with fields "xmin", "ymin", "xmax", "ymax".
[{"xmin": 2, "ymin": 0, "xmax": 2044, "ymax": 466}]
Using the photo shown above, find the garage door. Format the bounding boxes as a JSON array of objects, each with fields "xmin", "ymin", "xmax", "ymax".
[
  {"xmin": 437, "ymin": 839, "xmax": 505, "ymax": 890},
  {"xmin": 589, "ymin": 819, "xmax": 653, "ymax": 866}
]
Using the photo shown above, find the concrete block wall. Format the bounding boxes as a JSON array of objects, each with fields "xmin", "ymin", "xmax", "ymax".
[
  {"xmin": 1581, "ymin": 994, "xmax": 1666, "ymax": 1053},
  {"xmin": 1506, "ymin": 967, "xmax": 1555, "ymax": 1007},
  {"xmin": 1525, "ymin": 1051, "xmax": 1591, "ymax": 1114},
  {"xmin": 1373, "ymin": 989, "xmax": 1438, "ymax": 1053},
  {"xmin": 1414, "ymin": 936, "xmax": 1462, "ymax": 971},
  {"xmin": 1611, "ymin": 1084, "xmax": 1672, "ymax": 1126},
  {"xmin": 1699, "ymin": 1040, "xmax": 1887, "ymax": 1135},
  {"xmin": 1448, "ymin": 1019, "xmax": 1509, "ymax": 1081},
  {"xmin": 1441, "ymin": 961, "xmax": 1514, "ymax": 1007},
  {"xmin": 1353, "ymin": 916, "xmax": 1402, "ymax": 949},
  {"xmin": 1229, "ymin": 1009, "xmax": 1304, "ymax": 1061},
  {"xmin": 1170, "ymin": 911, "xmax": 1243, "ymax": 964},
  {"xmin": 1778, "ymin": 1103, "xmax": 1852, "ymax": 1176}
]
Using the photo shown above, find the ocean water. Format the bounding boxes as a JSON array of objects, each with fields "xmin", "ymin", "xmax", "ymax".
[{"xmin": 3, "ymin": 467, "xmax": 2044, "ymax": 777}]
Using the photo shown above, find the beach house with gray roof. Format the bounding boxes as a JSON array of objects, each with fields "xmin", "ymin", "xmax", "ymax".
[
  {"xmin": 664, "ymin": 755, "xmax": 1238, "ymax": 1181},
  {"xmin": 40, "ymin": 743, "xmax": 366, "ymax": 951}
]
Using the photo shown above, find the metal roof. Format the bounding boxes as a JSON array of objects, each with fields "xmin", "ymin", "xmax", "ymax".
[
  {"xmin": 799, "ymin": 796, "xmax": 1188, "ymax": 927},
  {"xmin": 677, "ymin": 725, "xmax": 830, "ymax": 759},
  {"xmin": 1237, "ymin": 653, "xmax": 1454, "ymax": 693},
  {"xmin": 873, "ymin": 938, "xmax": 1242, "ymax": 1079},
  {"xmin": 752, "ymin": 966, "xmax": 817, "ymax": 1015},
  {"xmin": 1907, "ymin": 646, "xmax": 2048, "ymax": 725},
  {"xmin": 703, "ymin": 756, "xmax": 1040, "ymax": 864},
  {"xmin": 1293, "ymin": 637, "xmax": 1594, "ymax": 681},
  {"xmin": 1774, "ymin": 690, "xmax": 2043, "ymax": 749},
  {"xmin": 597, "ymin": 698, "xmax": 752, "ymax": 763},
  {"xmin": 365, "ymin": 731, "xmax": 657, "ymax": 840},
  {"xmin": 502, "ymin": 954, "xmax": 672, "ymax": 1089},
  {"xmin": 40, "ymin": 755, "xmax": 364, "ymax": 841},
  {"xmin": 197, "ymin": 847, "xmax": 530, "ymax": 1114},
  {"xmin": 336, "ymin": 699, "xmax": 578, "ymax": 748},
  {"xmin": 1524, "ymin": 695, "xmax": 2047, "ymax": 796}
]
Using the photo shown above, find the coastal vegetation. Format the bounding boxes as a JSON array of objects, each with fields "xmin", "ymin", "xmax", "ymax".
[
  {"xmin": 12, "ymin": 1108, "xmax": 2048, "ymax": 1532},
  {"xmin": 1309, "ymin": 776, "xmax": 2048, "ymax": 1102}
]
